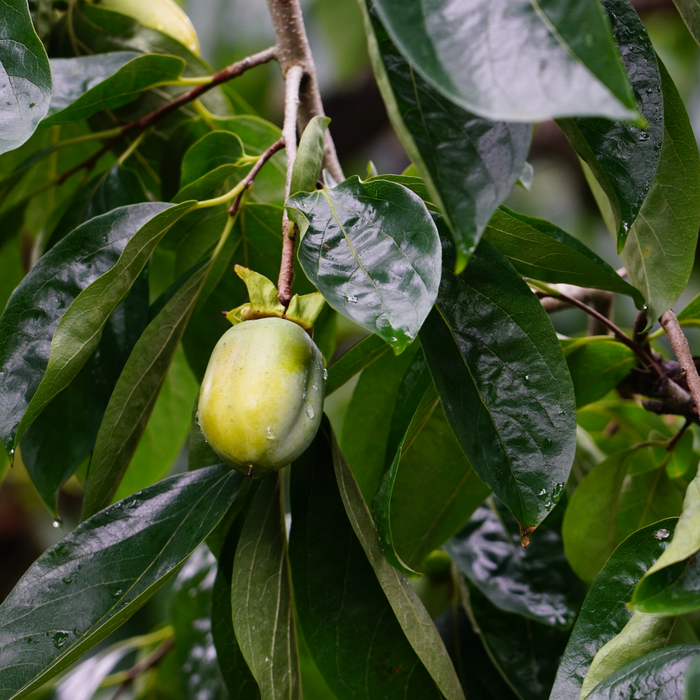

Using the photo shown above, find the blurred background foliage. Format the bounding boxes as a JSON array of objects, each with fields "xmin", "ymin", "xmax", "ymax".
[{"xmin": 2, "ymin": 0, "xmax": 700, "ymax": 694}]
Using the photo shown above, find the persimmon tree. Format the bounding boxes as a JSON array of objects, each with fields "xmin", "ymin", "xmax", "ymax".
[{"xmin": 2, "ymin": 0, "xmax": 700, "ymax": 698}]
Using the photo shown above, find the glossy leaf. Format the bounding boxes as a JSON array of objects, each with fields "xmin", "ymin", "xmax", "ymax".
[
  {"xmin": 0, "ymin": 202, "xmax": 170, "ymax": 458},
  {"xmin": 180, "ymin": 131, "xmax": 246, "ymax": 189},
  {"xmin": 289, "ymin": 175, "xmax": 441, "ymax": 354},
  {"xmin": 289, "ymin": 418, "xmax": 448, "ymax": 700},
  {"xmin": 371, "ymin": 0, "xmax": 636, "ymax": 123},
  {"xmin": 14, "ymin": 202, "xmax": 193, "ymax": 452},
  {"xmin": 325, "ymin": 333, "xmax": 390, "ymax": 396},
  {"xmin": 362, "ymin": 4, "xmax": 531, "ymax": 271},
  {"xmin": 557, "ymin": 0, "xmax": 663, "ymax": 250},
  {"xmin": 0, "ymin": 465, "xmax": 243, "ymax": 700},
  {"xmin": 446, "ymin": 499, "xmax": 583, "ymax": 629},
  {"xmin": 585, "ymin": 645, "xmax": 700, "ymax": 700},
  {"xmin": 0, "ymin": 0, "xmax": 52, "ymax": 155},
  {"xmin": 44, "ymin": 53, "xmax": 186, "ymax": 126},
  {"xmin": 171, "ymin": 546, "xmax": 227, "ymax": 700},
  {"xmin": 82, "ymin": 262, "xmax": 209, "ymax": 520},
  {"xmin": 420, "ymin": 238, "xmax": 576, "ymax": 528},
  {"xmin": 551, "ymin": 519, "xmax": 678, "ymax": 700},
  {"xmin": 618, "ymin": 59, "xmax": 700, "ymax": 326},
  {"xmin": 290, "ymin": 116, "xmax": 330, "ymax": 196},
  {"xmin": 483, "ymin": 207, "xmax": 642, "ymax": 303},
  {"xmin": 563, "ymin": 339, "xmax": 637, "ymax": 408},
  {"xmin": 331, "ymin": 426, "xmax": 465, "ymax": 700},
  {"xmin": 232, "ymin": 473, "xmax": 301, "ymax": 700}
]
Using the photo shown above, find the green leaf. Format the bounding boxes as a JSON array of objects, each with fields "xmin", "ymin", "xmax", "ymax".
[
  {"xmin": 557, "ymin": 0, "xmax": 663, "ymax": 250},
  {"xmin": 563, "ymin": 339, "xmax": 637, "ymax": 408},
  {"xmin": 371, "ymin": 0, "xmax": 636, "ymax": 122},
  {"xmin": 331, "ymin": 425, "xmax": 466, "ymax": 700},
  {"xmin": 618, "ymin": 59, "xmax": 700, "ymax": 326},
  {"xmin": 289, "ymin": 418, "xmax": 451, "ymax": 700},
  {"xmin": 361, "ymin": 4, "xmax": 531, "ymax": 271},
  {"xmin": 13, "ymin": 202, "xmax": 193, "ymax": 453},
  {"xmin": 290, "ymin": 116, "xmax": 330, "ymax": 195},
  {"xmin": 677, "ymin": 293, "xmax": 700, "ymax": 328},
  {"xmin": 0, "ymin": 464, "xmax": 243, "ymax": 700},
  {"xmin": 231, "ymin": 473, "xmax": 301, "ymax": 700},
  {"xmin": 420, "ymin": 237, "xmax": 576, "ymax": 528},
  {"xmin": 0, "ymin": 0, "xmax": 52, "ymax": 155},
  {"xmin": 81, "ymin": 261, "xmax": 209, "ymax": 520},
  {"xmin": 0, "ymin": 202, "xmax": 170, "ymax": 459},
  {"xmin": 685, "ymin": 654, "xmax": 700, "ymax": 699},
  {"xmin": 325, "ymin": 333, "xmax": 390, "ymax": 396},
  {"xmin": 180, "ymin": 131, "xmax": 246, "ymax": 189},
  {"xmin": 673, "ymin": 0, "xmax": 700, "ymax": 47},
  {"xmin": 445, "ymin": 499, "xmax": 583, "ymax": 629},
  {"xmin": 171, "ymin": 546, "xmax": 227, "ymax": 700},
  {"xmin": 551, "ymin": 519, "xmax": 678, "ymax": 700},
  {"xmin": 632, "ymin": 471, "xmax": 700, "ymax": 614},
  {"xmin": 290, "ymin": 176, "xmax": 441, "ymax": 355},
  {"xmin": 482, "ymin": 207, "xmax": 643, "ymax": 304},
  {"xmin": 44, "ymin": 53, "xmax": 186, "ymax": 126},
  {"xmin": 585, "ymin": 645, "xmax": 700, "ymax": 700}
]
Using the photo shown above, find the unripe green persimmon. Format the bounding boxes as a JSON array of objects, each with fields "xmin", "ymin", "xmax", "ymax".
[
  {"xmin": 198, "ymin": 317, "xmax": 325, "ymax": 476},
  {"xmin": 85, "ymin": 0, "xmax": 200, "ymax": 53}
]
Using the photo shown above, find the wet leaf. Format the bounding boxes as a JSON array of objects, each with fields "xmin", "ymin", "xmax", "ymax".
[
  {"xmin": 325, "ymin": 333, "xmax": 390, "ymax": 396},
  {"xmin": 290, "ymin": 116, "xmax": 329, "ymax": 196}
]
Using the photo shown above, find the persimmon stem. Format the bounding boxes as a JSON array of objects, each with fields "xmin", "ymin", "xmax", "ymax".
[{"xmin": 660, "ymin": 309, "xmax": 700, "ymax": 414}]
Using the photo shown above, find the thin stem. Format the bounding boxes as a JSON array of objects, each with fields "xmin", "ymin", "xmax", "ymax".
[
  {"xmin": 116, "ymin": 130, "xmax": 148, "ymax": 166},
  {"xmin": 667, "ymin": 418, "xmax": 692, "ymax": 453},
  {"xmin": 660, "ymin": 309, "xmax": 700, "ymax": 414},
  {"xmin": 277, "ymin": 65, "xmax": 304, "ymax": 308},
  {"xmin": 108, "ymin": 637, "xmax": 175, "ymax": 700}
]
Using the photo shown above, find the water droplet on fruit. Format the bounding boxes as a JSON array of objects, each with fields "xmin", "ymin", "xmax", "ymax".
[
  {"xmin": 195, "ymin": 412, "xmax": 200, "ymax": 425},
  {"xmin": 266, "ymin": 427, "xmax": 276, "ymax": 440},
  {"xmin": 306, "ymin": 405, "xmax": 315, "ymax": 419}
]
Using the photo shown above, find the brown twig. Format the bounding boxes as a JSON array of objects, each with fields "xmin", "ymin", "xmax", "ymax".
[
  {"xmin": 660, "ymin": 310, "xmax": 700, "ymax": 414},
  {"xmin": 228, "ymin": 137, "xmax": 286, "ymax": 217},
  {"xmin": 109, "ymin": 637, "xmax": 175, "ymax": 700},
  {"xmin": 667, "ymin": 418, "xmax": 692, "ymax": 452},
  {"xmin": 58, "ymin": 47, "xmax": 278, "ymax": 185}
]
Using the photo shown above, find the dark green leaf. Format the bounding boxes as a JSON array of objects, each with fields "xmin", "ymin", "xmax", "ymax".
[
  {"xmin": 551, "ymin": 519, "xmax": 678, "ymax": 700},
  {"xmin": 0, "ymin": 0, "xmax": 52, "ymax": 155},
  {"xmin": 371, "ymin": 0, "xmax": 636, "ymax": 122},
  {"xmin": 82, "ymin": 261, "xmax": 209, "ymax": 520},
  {"xmin": 325, "ymin": 333, "xmax": 390, "ymax": 396},
  {"xmin": 617, "ymin": 59, "xmax": 700, "ymax": 326},
  {"xmin": 0, "ymin": 202, "xmax": 170, "ymax": 458},
  {"xmin": 585, "ymin": 645, "xmax": 700, "ymax": 700},
  {"xmin": 420, "ymin": 238, "xmax": 576, "ymax": 527},
  {"xmin": 677, "ymin": 293, "xmax": 700, "ymax": 329},
  {"xmin": 231, "ymin": 473, "xmax": 301, "ymax": 700},
  {"xmin": 363, "ymin": 4, "xmax": 531, "ymax": 271},
  {"xmin": 0, "ymin": 464, "xmax": 243, "ymax": 700},
  {"xmin": 673, "ymin": 0, "xmax": 700, "ymax": 47},
  {"xmin": 289, "ymin": 175, "xmax": 441, "ymax": 355},
  {"xmin": 290, "ymin": 116, "xmax": 329, "ymax": 196},
  {"xmin": 13, "ymin": 202, "xmax": 193, "ymax": 452},
  {"xmin": 289, "ymin": 418, "xmax": 446, "ymax": 700},
  {"xmin": 171, "ymin": 546, "xmax": 227, "ymax": 700},
  {"xmin": 482, "ymin": 207, "xmax": 643, "ymax": 303},
  {"xmin": 331, "ymin": 425, "xmax": 465, "ymax": 700},
  {"xmin": 685, "ymin": 654, "xmax": 700, "ymax": 699},
  {"xmin": 446, "ymin": 499, "xmax": 583, "ymax": 629},
  {"xmin": 180, "ymin": 131, "xmax": 245, "ymax": 189},
  {"xmin": 557, "ymin": 0, "xmax": 663, "ymax": 250}
]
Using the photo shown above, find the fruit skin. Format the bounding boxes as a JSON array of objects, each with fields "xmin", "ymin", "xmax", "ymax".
[
  {"xmin": 198, "ymin": 317, "xmax": 325, "ymax": 476},
  {"xmin": 85, "ymin": 0, "xmax": 200, "ymax": 54}
]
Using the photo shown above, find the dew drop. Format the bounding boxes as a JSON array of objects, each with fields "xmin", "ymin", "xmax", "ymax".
[
  {"xmin": 306, "ymin": 405, "xmax": 315, "ymax": 419},
  {"xmin": 52, "ymin": 631, "xmax": 70, "ymax": 649},
  {"xmin": 62, "ymin": 577, "xmax": 71, "ymax": 585},
  {"xmin": 52, "ymin": 519, "xmax": 62, "ymax": 529},
  {"xmin": 323, "ymin": 368, "xmax": 329, "ymax": 381},
  {"xmin": 266, "ymin": 427, "xmax": 276, "ymax": 441},
  {"xmin": 653, "ymin": 528, "xmax": 670, "ymax": 540},
  {"xmin": 111, "ymin": 589, "xmax": 123, "ymax": 599},
  {"xmin": 195, "ymin": 412, "xmax": 200, "ymax": 425},
  {"xmin": 525, "ymin": 375, "xmax": 530, "ymax": 381},
  {"xmin": 538, "ymin": 488, "xmax": 547, "ymax": 496}
]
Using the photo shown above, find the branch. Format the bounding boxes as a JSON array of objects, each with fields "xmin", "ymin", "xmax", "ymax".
[
  {"xmin": 58, "ymin": 47, "xmax": 278, "ymax": 185},
  {"xmin": 277, "ymin": 65, "xmax": 304, "ymax": 308},
  {"xmin": 265, "ymin": 0, "xmax": 344, "ymax": 183},
  {"xmin": 660, "ymin": 310, "xmax": 700, "ymax": 414},
  {"xmin": 109, "ymin": 637, "xmax": 175, "ymax": 700}
]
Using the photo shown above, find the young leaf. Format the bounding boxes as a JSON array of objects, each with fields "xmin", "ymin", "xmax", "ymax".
[
  {"xmin": 289, "ymin": 175, "xmax": 441, "ymax": 355},
  {"xmin": 371, "ymin": 0, "xmax": 637, "ymax": 122},
  {"xmin": 0, "ymin": 0, "xmax": 52, "ymax": 155},
  {"xmin": 551, "ymin": 519, "xmax": 678, "ymax": 700},
  {"xmin": 325, "ymin": 333, "xmax": 390, "ymax": 396},
  {"xmin": 289, "ymin": 418, "xmax": 450, "ymax": 700},
  {"xmin": 0, "ymin": 202, "xmax": 171, "ymax": 458},
  {"xmin": 0, "ymin": 465, "xmax": 243, "ymax": 700},
  {"xmin": 231, "ymin": 473, "xmax": 301, "ymax": 700},
  {"xmin": 289, "ymin": 116, "xmax": 330, "ymax": 195},
  {"xmin": 361, "ymin": 3, "xmax": 531, "ymax": 272},
  {"xmin": 482, "ymin": 207, "xmax": 643, "ymax": 304},
  {"xmin": 618, "ymin": 59, "xmax": 700, "ymax": 326},
  {"xmin": 180, "ymin": 131, "xmax": 246, "ymax": 189},
  {"xmin": 331, "ymin": 426, "xmax": 466, "ymax": 700},
  {"xmin": 445, "ymin": 499, "xmax": 583, "ymax": 629},
  {"xmin": 557, "ymin": 0, "xmax": 663, "ymax": 250},
  {"xmin": 420, "ymin": 238, "xmax": 576, "ymax": 528}
]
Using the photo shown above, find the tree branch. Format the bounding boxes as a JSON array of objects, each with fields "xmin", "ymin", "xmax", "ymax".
[
  {"xmin": 660, "ymin": 310, "xmax": 700, "ymax": 414},
  {"xmin": 265, "ymin": 0, "xmax": 344, "ymax": 183}
]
